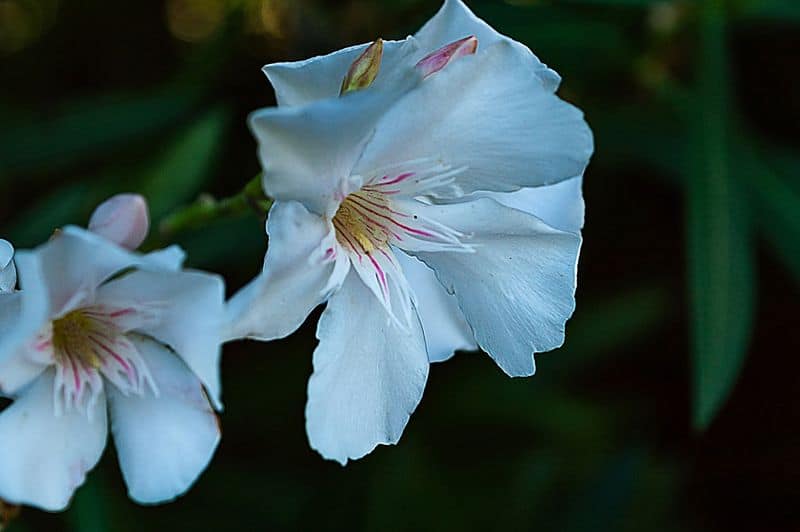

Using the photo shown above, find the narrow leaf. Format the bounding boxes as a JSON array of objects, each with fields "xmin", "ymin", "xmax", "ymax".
[
  {"xmin": 0, "ymin": 87, "xmax": 202, "ymax": 180},
  {"xmin": 739, "ymin": 142, "xmax": 800, "ymax": 283},
  {"xmin": 687, "ymin": 0, "xmax": 755, "ymax": 430},
  {"xmin": 138, "ymin": 107, "xmax": 229, "ymax": 221}
]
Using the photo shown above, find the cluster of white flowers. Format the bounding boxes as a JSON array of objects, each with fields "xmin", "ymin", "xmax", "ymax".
[{"xmin": 0, "ymin": 0, "xmax": 592, "ymax": 512}]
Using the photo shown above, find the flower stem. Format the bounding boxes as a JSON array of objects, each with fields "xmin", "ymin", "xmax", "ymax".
[{"xmin": 157, "ymin": 174, "xmax": 272, "ymax": 238}]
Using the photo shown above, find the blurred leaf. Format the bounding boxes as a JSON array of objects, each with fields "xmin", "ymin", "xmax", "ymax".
[
  {"xmin": 66, "ymin": 475, "xmax": 110, "ymax": 532},
  {"xmin": 547, "ymin": 0, "xmax": 664, "ymax": 5},
  {"xmin": 562, "ymin": 450, "xmax": 643, "ymax": 532},
  {"xmin": 2, "ymin": 109, "xmax": 229, "ymax": 247},
  {"xmin": 365, "ymin": 440, "xmax": 473, "ymax": 531},
  {"xmin": 739, "ymin": 142, "xmax": 800, "ymax": 283},
  {"xmin": 734, "ymin": 0, "xmax": 800, "ymax": 21},
  {"xmin": 591, "ymin": 102, "xmax": 687, "ymax": 180},
  {"xmin": 4, "ymin": 520, "xmax": 31, "ymax": 532},
  {"xmin": 545, "ymin": 283, "xmax": 672, "ymax": 378},
  {"xmin": 500, "ymin": 452, "xmax": 559, "ymax": 531},
  {"xmin": 138, "ymin": 107, "xmax": 230, "ymax": 221},
  {"xmin": 3, "ymin": 182, "xmax": 95, "ymax": 247},
  {"xmin": 687, "ymin": 1, "xmax": 755, "ymax": 431},
  {"xmin": 0, "ymin": 86, "xmax": 203, "ymax": 180},
  {"xmin": 171, "ymin": 214, "xmax": 266, "ymax": 270},
  {"xmin": 477, "ymin": 4, "xmax": 634, "ymax": 79}
]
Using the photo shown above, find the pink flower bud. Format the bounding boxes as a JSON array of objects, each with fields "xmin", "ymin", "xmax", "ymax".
[
  {"xmin": 340, "ymin": 39, "xmax": 384, "ymax": 95},
  {"xmin": 416, "ymin": 35, "xmax": 478, "ymax": 79},
  {"xmin": 88, "ymin": 194, "xmax": 150, "ymax": 250}
]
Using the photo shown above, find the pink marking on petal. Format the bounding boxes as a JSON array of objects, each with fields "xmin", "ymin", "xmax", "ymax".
[
  {"xmin": 351, "ymin": 193, "xmax": 410, "ymax": 218},
  {"xmin": 67, "ymin": 352, "xmax": 81, "ymax": 393},
  {"xmin": 378, "ymin": 172, "xmax": 415, "ymax": 186},
  {"xmin": 35, "ymin": 339, "xmax": 52, "ymax": 351},
  {"xmin": 108, "ymin": 308, "xmax": 134, "ymax": 318},
  {"xmin": 346, "ymin": 201, "xmax": 403, "ymax": 240},
  {"xmin": 416, "ymin": 35, "xmax": 478, "ymax": 79},
  {"xmin": 88, "ymin": 335, "xmax": 132, "ymax": 374},
  {"xmin": 367, "ymin": 254, "xmax": 389, "ymax": 298}
]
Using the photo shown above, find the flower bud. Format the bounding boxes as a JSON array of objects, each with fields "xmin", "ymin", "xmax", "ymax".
[
  {"xmin": 416, "ymin": 35, "xmax": 478, "ymax": 79},
  {"xmin": 88, "ymin": 194, "xmax": 150, "ymax": 250},
  {"xmin": 340, "ymin": 39, "xmax": 384, "ymax": 95},
  {"xmin": 0, "ymin": 239, "xmax": 16, "ymax": 292}
]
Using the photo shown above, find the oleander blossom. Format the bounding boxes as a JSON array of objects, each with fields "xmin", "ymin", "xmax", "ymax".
[
  {"xmin": 0, "ymin": 239, "xmax": 15, "ymax": 293},
  {"xmin": 228, "ymin": 0, "xmax": 593, "ymax": 464},
  {"xmin": 0, "ymin": 196, "xmax": 225, "ymax": 511}
]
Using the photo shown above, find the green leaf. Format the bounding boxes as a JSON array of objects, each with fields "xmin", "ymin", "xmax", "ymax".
[
  {"xmin": 687, "ymin": 1, "xmax": 755, "ymax": 430},
  {"xmin": 138, "ymin": 107, "xmax": 230, "ymax": 221},
  {"xmin": 0, "ymin": 86, "xmax": 203, "ymax": 180},
  {"xmin": 3, "ymin": 182, "xmax": 96, "ymax": 247},
  {"xmin": 543, "ymin": 283, "xmax": 672, "ymax": 379},
  {"xmin": 734, "ymin": 0, "xmax": 800, "ymax": 21},
  {"xmin": 66, "ymin": 474, "xmax": 110, "ymax": 532},
  {"xmin": 1, "ymin": 109, "xmax": 229, "ymax": 247},
  {"xmin": 739, "ymin": 142, "xmax": 800, "ymax": 283},
  {"xmin": 478, "ymin": 5, "xmax": 634, "ymax": 79},
  {"xmin": 542, "ymin": 0, "xmax": 665, "ymax": 6}
]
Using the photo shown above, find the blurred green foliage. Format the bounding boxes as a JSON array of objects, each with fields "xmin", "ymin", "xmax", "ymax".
[{"xmin": 1, "ymin": 0, "xmax": 799, "ymax": 530}]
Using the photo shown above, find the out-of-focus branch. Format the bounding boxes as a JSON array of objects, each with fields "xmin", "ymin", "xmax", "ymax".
[{"xmin": 157, "ymin": 174, "xmax": 272, "ymax": 239}]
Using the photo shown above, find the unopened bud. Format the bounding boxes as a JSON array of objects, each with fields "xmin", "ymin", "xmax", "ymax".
[
  {"xmin": 0, "ymin": 239, "xmax": 16, "ymax": 292},
  {"xmin": 416, "ymin": 35, "xmax": 478, "ymax": 79},
  {"xmin": 340, "ymin": 39, "xmax": 384, "ymax": 95},
  {"xmin": 88, "ymin": 194, "xmax": 150, "ymax": 250}
]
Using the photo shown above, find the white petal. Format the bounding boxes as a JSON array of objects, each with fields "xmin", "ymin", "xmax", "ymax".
[
  {"xmin": 478, "ymin": 175, "xmax": 585, "ymax": 233},
  {"xmin": 0, "ymin": 239, "xmax": 16, "ymax": 292},
  {"xmin": 0, "ymin": 251, "xmax": 51, "ymax": 377},
  {"xmin": 108, "ymin": 335, "xmax": 220, "ymax": 505},
  {"xmin": 0, "ymin": 294, "xmax": 49, "ymax": 395},
  {"xmin": 226, "ymin": 201, "xmax": 349, "ymax": 341},
  {"xmin": 24, "ymin": 226, "xmax": 143, "ymax": 316},
  {"xmin": 250, "ymin": 39, "xmax": 422, "ymax": 217},
  {"xmin": 409, "ymin": 198, "xmax": 581, "ymax": 377},
  {"xmin": 414, "ymin": 0, "xmax": 561, "ymax": 91},
  {"xmin": 307, "ymin": 271, "xmax": 429, "ymax": 465},
  {"xmin": 355, "ymin": 41, "xmax": 593, "ymax": 198},
  {"xmin": 345, "ymin": 244, "xmax": 416, "ymax": 330},
  {"xmin": 395, "ymin": 251, "xmax": 475, "ymax": 363},
  {"xmin": 0, "ymin": 370, "xmax": 107, "ymax": 511},
  {"xmin": 264, "ymin": 38, "xmax": 422, "ymax": 107},
  {"xmin": 94, "ymin": 269, "xmax": 225, "ymax": 410},
  {"xmin": 141, "ymin": 245, "xmax": 186, "ymax": 271}
]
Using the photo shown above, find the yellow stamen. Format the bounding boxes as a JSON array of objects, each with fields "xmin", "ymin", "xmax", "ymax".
[
  {"xmin": 52, "ymin": 310, "xmax": 104, "ymax": 368},
  {"xmin": 333, "ymin": 192, "xmax": 391, "ymax": 254}
]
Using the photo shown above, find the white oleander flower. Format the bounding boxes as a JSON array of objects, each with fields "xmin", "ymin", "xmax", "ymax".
[
  {"xmin": 0, "ymin": 195, "xmax": 225, "ymax": 510},
  {"xmin": 229, "ymin": 0, "xmax": 593, "ymax": 464},
  {"xmin": 0, "ymin": 239, "xmax": 16, "ymax": 293}
]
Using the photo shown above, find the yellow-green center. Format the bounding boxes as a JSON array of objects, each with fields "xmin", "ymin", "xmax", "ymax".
[{"xmin": 51, "ymin": 310, "xmax": 104, "ymax": 368}]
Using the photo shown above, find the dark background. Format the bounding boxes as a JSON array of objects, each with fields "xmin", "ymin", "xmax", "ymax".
[{"xmin": 1, "ymin": 0, "xmax": 799, "ymax": 530}]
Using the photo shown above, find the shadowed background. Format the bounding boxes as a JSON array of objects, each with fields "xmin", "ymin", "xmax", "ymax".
[{"xmin": 1, "ymin": 0, "xmax": 799, "ymax": 530}]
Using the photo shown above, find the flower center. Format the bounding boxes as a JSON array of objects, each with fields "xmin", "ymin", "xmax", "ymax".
[
  {"xmin": 332, "ymin": 189, "xmax": 393, "ymax": 256},
  {"xmin": 328, "ymin": 162, "xmax": 473, "ymax": 326},
  {"xmin": 52, "ymin": 309, "xmax": 107, "ymax": 369},
  {"xmin": 42, "ymin": 305, "xmax": 157, "ymax": 415}
]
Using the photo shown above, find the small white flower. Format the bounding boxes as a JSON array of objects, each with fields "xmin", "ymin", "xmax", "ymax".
[
  {"xmin": 229, "ymin": 0, "xmax": 593, "ymax": 464},
  {"xmin": 0, "ymin": 198, "xmax": 225, "ymax": 511},
  {"xmin": 0, "ymin": 239, "xmax": 16, "ymax": 293}
]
